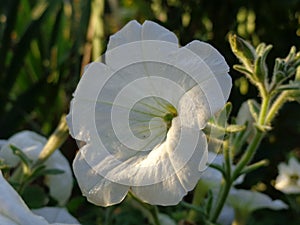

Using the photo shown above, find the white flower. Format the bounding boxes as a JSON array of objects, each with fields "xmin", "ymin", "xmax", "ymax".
[
  {"xmin": 67, "ymin": 20, "xmax": 232, "ymax": 206},
  {"xmin": 0, "ymin": 131, "xmax": 73, "ymax": 205},
  {"xmin": 32, "ymin": 207, "xmax": 79, "ymax": 224},
  {"xmin": 275, "ymin": 157, "xmax": 300, "ymax": 194},
  {"xmin": 0, "ymin": 171, "xmax": 79, "ymax": 225},
  {"xmin": 0, "ymin": 140, "xmax": 6, "ymax": 149},
  {"xmin": 200, "ymin": 152, "xmax": 244, "ymax": 189},
  {"xmin": 200, "ymin": 152, "xmax": 224, "ymax": 188},
  {"xmin": 158, "ymin": 213, "xmax": 176, "ymax": 225},
  {"xmin": 217, "ymin": 204, "xmax": 235, "ymax": 225},
  {"xmin": 235, "ymin": 99, "xmax": 259, "ymax": 145},
  {"xmin": 227, "ymin": 189, "xmax": 288, "ymax": 224}
]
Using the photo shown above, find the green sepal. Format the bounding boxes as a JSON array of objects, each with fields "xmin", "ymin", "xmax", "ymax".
[
  {"xmin": 21, "ymin": 185, "xmax": 49, "ymax": 208},
  {"xmin": 205, "ymin": 190, "xmax": 214, "ymax": 216}
]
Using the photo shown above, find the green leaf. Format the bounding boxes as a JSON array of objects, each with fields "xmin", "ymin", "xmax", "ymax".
[
  {"xmin": 233, "ymin": 64, "xmax": 256, "ymax": 84},
  {"xmin": 241, "ymin": 159, "xmax": 269, "ymax": 174},
  {"xmin": 21, "ymin": 185, "xmax": 49, "ymax": 208},
  {"xmin": 254, "ymin": 56, "xmax": 267, "ymax": 83},
  {"xmin": 41, "ymin": 168, "xmax": 64, "ymax": 175},
  {"xmin": 247, "ymin": 99, "xmax": 260, "ymax": 122},
  {"xmin": 180, "ymin": 201, "xmax": 206, "ymax": 214},
  {"xmin": 0, "ymin": 0, "xmax": 21, "ymax": 76},
  {"xmin": 28, "ymin": 165, "xmax": 64, "ymax": 184},
  {"xmin": 205, "ymin": 190, "xmax": 214, "ymax": 216},
  {"xmin": 277, "ymin": 81, "xmax": 300, "ymax": 91},
  {"xmin": 9, "ymin": 144, "xmax": 32, "ymax": 168},
  {"xmin": 3, "ymin": 0, "xmax": 61, "ymax": 96},
  {"xmin": 209, "ymin": 163, "xmax": 225, "ymax": 177},
  {"xmin": 229, "ymin": 33, "xmax": 256, "ymax": 71}
]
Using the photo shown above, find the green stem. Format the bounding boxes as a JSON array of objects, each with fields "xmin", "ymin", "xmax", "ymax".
[
  {"xmin": 129, "ymin": 192, "xmax": 161, "ymax": 225},
  {"xmin": 209, "ymin": 179, "xmax": 232, "ymax": 222},
  {"xmin": 258, "ymin": 95, "xmax": 270, "ymax": 125},
  {"xmin": 149, "ymin": 206, "xmax": 161, "ymax": 225},
  {"xmin": 232, "ymin": 130, "xmax": 264, "ymax": 180},
  {"xmin": 34, "ymin": 115, "xmax": 69, "ymax": 166},
  {"xmin": 210, "ymin": 94, "xmax": 270, "ymax": 222},
  {"xmin": 223, "ymin": 140, "xmax": 231, "ymax": 180},
  {"xmin": 266, "ymin": 91, "xmax": 289, "ymax": 124},
  {"xmin": 232, "ymin": 94, "xmax": 270, "ymax": 180},
  {"xmin": 187, "ymin": 180, "xmax": 210, "ymax": 222}
]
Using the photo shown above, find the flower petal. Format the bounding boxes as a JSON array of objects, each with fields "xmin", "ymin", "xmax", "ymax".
[
  {"xmin": 178, "ymin": 86, "xmax": 211, "ymax": 129},
  {"xmin": 0, "ymin": 171, "xmax": 49, "ymax": 225},
  {"xmin": 32, "ymin": 207, "xmax": 79, "ymax": 224},
  {"xmin": 105, "ymin": 20, "xmax": 178, "ymax": 71},
  {"xmin": 67, "ymin": 62, "xmax": 112, "ymax": 142},
  {"xmin": 289, "ymin": 157, "xmax": 300, "ymax": 172},
  {"xmin": 228, "ymin": 189, "xmax": 288, "ymax": 212},
  {"xmin": 0, "ymin": 131, "xmax": 73, "ymax": 205},
  {"xmin": 184, "ymin": 40, "xmax": 232, "ymax": 113},
  {"xmin": 217, "ymin": 204, "xmax": 234, "ymax": 225},
  {"xmin": 0, "ymin": 214, "xmax": 18, "ymax": 225},
  {"xmin": 107, "ymin": 20, "xmax": 142, "ymax": 51},
  {"xmin": 0, "ymin": 131, "xmax": 46, "ymax": 167},
  {"xmin": 141, "ymin": 20, "xmax": 178, "ymax": 44},
  {"xmin": 130, "ymin": 128, "xmax": 207, "ymax": 205},
  {"xmin": 107, "ymin": 20, "xmax": 178, "ymax": 52},
  {"xmin": 68, "ymin": 20, "xmax": 232, "ymax": 207},
  {"xmin": 44, "ymin": 151, "xmax": 73, "ymax": 205},
  {"xmin": 185, "ymin": 40, "xmax": 229, "ymax": 75},
  {"xmin": 73, "ymin": 150, "xmax": 129, "ymax": 206},
  {"xmin": 0, "ymin": 140, "xmax": 7, "ymax": 149}
]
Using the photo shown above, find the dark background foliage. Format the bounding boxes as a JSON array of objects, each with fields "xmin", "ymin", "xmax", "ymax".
[{"xmin": 0, "ymin": 0, "xmax": 300, "ymax": 224}]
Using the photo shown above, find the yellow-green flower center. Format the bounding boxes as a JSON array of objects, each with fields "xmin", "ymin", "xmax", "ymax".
[{"xmin": 163, "ymin": 105, "xmax": 178, "ymax": 129}]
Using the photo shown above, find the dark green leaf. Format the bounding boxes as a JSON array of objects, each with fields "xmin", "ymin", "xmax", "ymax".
[{"xmin": 9, "ymin": 144, "xmax": 32, "ymax": 167}]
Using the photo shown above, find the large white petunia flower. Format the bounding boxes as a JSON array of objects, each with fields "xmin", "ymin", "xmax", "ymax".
[
  {"xmin": 0, "ymin": 131, "xmax": 73, "ymax": 205},
  {"xmin": 275, "ymin": 157, "xmax": 300, "ymax": 194},
  {"xmin": 67, "ymin": 20, "xmax": 232, "ymax": 206},
  {"xmin": 0, "ymin": 171, "xmax": 79, "ymax": 225}
]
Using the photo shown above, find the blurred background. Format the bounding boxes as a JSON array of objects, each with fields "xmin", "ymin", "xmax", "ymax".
[{"xmin": 0, "ymin": 0, "xmax": 300, "ymax": 224}]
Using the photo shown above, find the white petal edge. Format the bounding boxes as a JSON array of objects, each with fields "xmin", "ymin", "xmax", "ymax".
[
  {"xmin": 107, "ymin": 20, "xmax": 142, "ymax": 51},
  {"xmin": 44, "ymin": 151, "xmax": 73, "ymax": 205},
  {"xmin": 107, "ymin": 20, "xmax": 178, "ymax": 52},
  {"xmin": 130, "ymin": 131, "xmax": 207, "ymax": 205},
  {"xmin": 73, "ymin": 150, "xmax": 129, "ymax": 207},
  {"xmin": 32, "ymin": 207, "xmax": 79, "ymax": 224},
  {"xmin": 0, "ymin": 131, "xmax": 73, "ymax": 205},
  {"xmin": 228, "ymin": 189, "xmax": 288, "ymax": 212},
  {"xmin": 0, "ymin": 171, "xmax": 50, "ymax": 225},
  {"xmin": 0, "ymin": 131, "xmax": 46, "ymax": 167}
]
